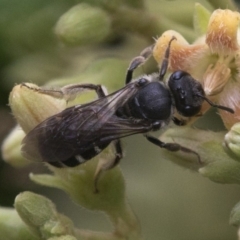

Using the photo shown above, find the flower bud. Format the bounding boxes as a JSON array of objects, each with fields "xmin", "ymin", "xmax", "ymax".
[
  {"xmin": 199, "ymin": 158, "xmax": 240, "ymax": 185},
  {"xmin": 9, "ymin": 83, "xmax": 66, "ymax": 133},
  {"xmin": 1, "ymin": 126, "xmax": 29, "ymax": 167},
  {"xmin": 3, "ymin": 83, "xmax": 67, "ymax": 167},
  {"xmin": 230, "ymin": 201, "xmax": 240, "ymax": 227},
  {"xmin": 15, "ymin": 191, "xmax": 75, "ymax": 239},
  {"xmin": 0, "ymin": 207, "xmax": 38, "ymax": 240},
  {"xmin": 224, "ymin": 122, "xmax": 240, "ymax": 159},
  {"xmin": 55, "ymin": 4, "xmax": 111, "ymax": 46}
]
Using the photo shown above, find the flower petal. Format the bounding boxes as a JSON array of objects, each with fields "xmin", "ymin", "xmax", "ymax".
[
  {"xmin": 206, "ymin": 9, "xmax": 240, "ymax": 55},
  {"xmin": 217, "ymin": 80, "xmax": 240, "ymax": 129},
  {"xmin": 153, "ymin": 30, "xmax": 207, "ymax": 73},
  {"xmin": 202, "ymin": 60, "xmax": 231, "ymax": 96}
]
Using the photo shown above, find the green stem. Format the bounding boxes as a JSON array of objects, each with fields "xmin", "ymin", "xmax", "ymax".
[{"xmin": 107, "ymin": 202, "xmax": 143, "ymax": 240}]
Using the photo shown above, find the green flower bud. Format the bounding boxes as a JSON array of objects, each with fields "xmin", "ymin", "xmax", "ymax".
[
  {"xmin": 9, "ymin": 83, "xmax": 66, "ymax": 134},
  {"xmin": 230, "ymin": 201, "xmax": 240, "ymax": 227},
  {"xmin": 1, "ymin": 126, "xmax": 30, "ymax": 167},
  {"xmin": 14, "ymin": 192, "xmax": 75, "ymax": 239},
  {"xmin": 199, "ymin": 157, "xmax": 240, "ymax": 184},
  {"xmin": 55, "ymin": 4, "xmax": 111, "ymax": 46},
  {"xmin": 6, "ymin": 83, "xmax": 67, "ymax": 167},
  {"xmin": 0, "ymin": 207, "xmax": 40, "ymax": 240},
  {"xmin": 224, "ymin": 122, "xmax": 240, "ymax": 160}
]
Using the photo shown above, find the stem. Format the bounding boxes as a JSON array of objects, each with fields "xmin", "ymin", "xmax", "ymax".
[{"xmin": 107, "ymin": 202, "xmax": 143, "ymax": 240}]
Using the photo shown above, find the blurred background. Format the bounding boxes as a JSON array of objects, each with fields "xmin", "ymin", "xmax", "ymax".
[{"xmin": 1, "ymin": 0, "xmax": 240, "ymax": 239}]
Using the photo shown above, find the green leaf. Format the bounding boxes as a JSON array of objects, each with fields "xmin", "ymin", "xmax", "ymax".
[{"xmin": 194, "ymin": 3, "xmax": 211, "ymax": 35}]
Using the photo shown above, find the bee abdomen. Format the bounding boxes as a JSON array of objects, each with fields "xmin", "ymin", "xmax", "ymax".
[{"xmin": 49, "ymin": 142, "xmax": 110, "ymax": 168}]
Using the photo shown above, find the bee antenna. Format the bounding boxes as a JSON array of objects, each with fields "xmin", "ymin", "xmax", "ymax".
[{"xmin": 197, "ymin": 94, "xmax": 234, "ymax": 114}]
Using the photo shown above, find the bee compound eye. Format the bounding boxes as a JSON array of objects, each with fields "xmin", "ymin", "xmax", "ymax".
[{"xmin": 171, "ymin": 71, "xmax": 185, "ymax": 80}]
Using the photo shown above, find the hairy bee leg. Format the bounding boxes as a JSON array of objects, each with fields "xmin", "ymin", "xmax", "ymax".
[
  {"xmin": 21, "ymin": 83, "xmax": 106, "ymax": 101},
  {"xmin": 125, "ymin": 45, "xmax": 154, "ymax": 84},
  {"xmin": 93, "ymin": 140, "xmax": 123, "ymax": 193},
  {"xmin": 61, "ymin": 84, "xmax": 106, "ymax": 100},
  {"xmin": 159, "ymin": 36, "xmax": 176, "ymax": 81},
  {"xmin": 145, "ymin": 134, "xmax": 202, "ymax": 163}
]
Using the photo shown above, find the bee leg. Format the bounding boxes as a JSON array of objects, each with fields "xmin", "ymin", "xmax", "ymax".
[
  {"xmin": 125, "ymin": 36, "xmax": 176, "ymax": 84},
  {"xmin": 126, "ymin": 45, "xmax": 154, "ymax": 84},
  {"xmin": 61, "ymin": 83, "xmax": 106, "ymax": 100},
  {"xmin": 21, "ymin": 83, "xmax": 106, "ymax": 101},
  {"xmin": 93, "ymin": 140, "xmax": 123, "ymax": 193},
  {"xmin": 144, "ymin": 134, "xmax": 202, "ymax": 163},
  {"xmin": 158, "ymin": 36, "xmax": 176, "ymax": 81}
]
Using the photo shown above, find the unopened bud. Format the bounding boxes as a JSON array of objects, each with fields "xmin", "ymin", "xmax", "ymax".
[
  {"xmin": 1, "ymin": 126, "xmax": 29, "ymax": 167},
  {"xmin": 15, "ymin": 191, "xmax": 75, "ymax": 238},
  {"xmin": 9, "ymin": 83, "xmax": 66, "ymax": 133},
  {"xmin": 224, "ymin": 122, "xmax": 240, "ymax": 159},
  {"xmin": 55, "ymin": 4, "xmax": 111, "ymax": 46},
  {"xmin": 230, "ymin": 201, "xmax": 240, "ymax": 227}
]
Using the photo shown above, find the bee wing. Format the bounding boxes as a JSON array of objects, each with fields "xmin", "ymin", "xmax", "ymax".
[
  {"xmin": 22, "ymin": 82, "xmax": 147, "ymax": 163},
  {"xmin": 92, "ymin": 115, "xmax": 151, "ymax": 144}
]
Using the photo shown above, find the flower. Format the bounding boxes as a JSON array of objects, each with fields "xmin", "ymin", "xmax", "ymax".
[
  {"xmin": 152, "ymin": 8, "xmax": 240, "ymax": 130},
  {"xmin": 152, "ymin": 6, "xmax": 240, "ymax": 186}
]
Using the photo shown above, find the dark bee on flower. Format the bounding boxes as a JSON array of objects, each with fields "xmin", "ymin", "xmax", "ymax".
[{"xmin": 21, "ymin": 37, "xmax": 234, "ymax": 191}]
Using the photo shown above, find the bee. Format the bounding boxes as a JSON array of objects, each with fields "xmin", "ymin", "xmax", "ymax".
[{"xmin": 21, "ymin": 37, "xmax": 234, "ymax": 191}]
